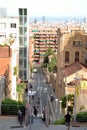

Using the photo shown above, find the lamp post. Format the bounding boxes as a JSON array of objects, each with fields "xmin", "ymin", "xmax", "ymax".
[
  {"xmin": 38, "ymin": 77, "xmax": 42, "ymax": 116},
  {"xmin": 45, "ymin": 89, "xmax": 49, "ymax": 127},
  {"xmin": 59, "ymin": 100, "xmax": 62, "ymax": 118},
  {"xmin": 73, "ymin": 77, "xmax": 80, "ymax": 122},
  {"xmin": 55, "ymin": 98, "xmax": 58, "ymax": 119},
  {"xmin": 27, "ymin": 90, "xmax": 36, "ymax": 130},
  {"xmin": 66, "ymin": 87, "xmax": 68, "ymax": 113},
  {"xmin": 44, "ymin": 85, "xmax": 49, "ymax": 127}
]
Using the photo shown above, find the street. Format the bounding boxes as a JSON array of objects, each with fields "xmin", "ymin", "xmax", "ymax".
[
  {"xmin": 0, "ymin": 116, "xmax": 87, "ymax": 130},
  {"xmin": 29, "ymin": 66, "xmax": 52, "ymax": 118},
  {"xmin": 27, "ymin": 66, "xmax": 63, "ymax": 125},
  {"xmin": 1, "ymin": 66, "xmax": 87, "ymax": 130}
]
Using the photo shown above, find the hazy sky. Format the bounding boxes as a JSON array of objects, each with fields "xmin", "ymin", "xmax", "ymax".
[{"xmin": 0, "ymin": 0, "xmax": 87, "ymax": 17}]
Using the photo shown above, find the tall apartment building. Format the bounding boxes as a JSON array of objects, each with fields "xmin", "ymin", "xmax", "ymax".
[
  {"xmin": 30, "ymin": 26, "xmax": 57, "ymax": 63},
  {"xmin": 18, "ymin": 8, "xmax": 29, "ymax": 82}
]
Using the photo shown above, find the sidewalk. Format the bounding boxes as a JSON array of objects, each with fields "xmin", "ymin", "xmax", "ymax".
[{"xmin": 0, "ymin": 116, "xmax": 87, "ymax": 130}]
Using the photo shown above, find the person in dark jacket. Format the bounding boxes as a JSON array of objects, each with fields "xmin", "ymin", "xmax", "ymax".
[
  {"xmin": 33, "ymin": 105, "xmax": 38, "ymax": 116},
  {"xmin": 64, "ymin": 112, "xmax": 71, "ymax": 126}
]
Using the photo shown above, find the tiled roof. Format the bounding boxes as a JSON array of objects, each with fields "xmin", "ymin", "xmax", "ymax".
[
  {"xmin": 0, "ymin": 58, "xmax": 10, "ymax": 76},
  {"xmin": 63, "ymin": 62, "xmax": 87, "ymax": 77}
]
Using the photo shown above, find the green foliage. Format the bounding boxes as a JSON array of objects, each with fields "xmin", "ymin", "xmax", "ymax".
[
  {"xmin": 16, "ymin": 83, "xmax": 26, "ymax": 101},
  {"xmin": 61, "ymin": 94, "xmax": 74, "ymax": 108},
  {"xmin": 43, "ymin": 56, "xmax": 49, "ymax": 65},
  {"xmin": 48, "ymin": 54, "xmax": 57, "ymax": 72},
  {"xmin": 76, "ymin": 111, "xmax": 87, "ymax": 122},
  {"xmin": 61, "ymin": 94, "xmax": 74, "ymax": 113},
  {"xmin": 45, "ymin": 47, "xmax": 53, "ymax": 56},
  {"xmin": 30, "ymin": 63, "xmax": 34, "ymax": 73},
  {"xmin": 14, "ymin": 66, "xmax": 17, "ymax": 75},
  {"xmin": 43, "ymin": 48, "xmax": 57, "ymax": 73},
  {"xmin": 54, "ymin": 118, "xmax": 65, "ymax": 125},
  {"xmin": 79, "ymin": 105, "xmax": 85, "ymax": 111},
  {"xmin": 16, "ymin": 83, "xmax": 25, "ymax": 92},
  {"xmin": 43, "ymin": 47, "xmax": 53, "ymax": 65},
  {"xmin": 1, "ymin": 98, "xmax": 25, "ymax": 115},
  {"xmin": 2, "ymin": 98, "xmax": 25, "ymax": 105}
]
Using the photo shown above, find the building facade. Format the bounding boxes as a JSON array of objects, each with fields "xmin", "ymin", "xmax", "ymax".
[
  {"xmin": 0, "ymin": 17, "xmax": 19, "ymax": 100},
  {"xmin": 56, "ymin": 27, "xmax": 87, "ymax": 100},
  {"xmin": 30, "ymin": 26, "xmax": 57, "ymax": 63},
  {"xmin": 18, "ymin": 8, "xmax": 29, "ymax": 82}
]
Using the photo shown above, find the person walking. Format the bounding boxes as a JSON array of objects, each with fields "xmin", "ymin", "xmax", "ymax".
[
  {"xmin": 18, "ymin": 109, "xmax": 23, "ymax": 125},
  {"xmin": 33, "ymin": 105, "xmax": 38, "ymax": 116},
  {"xmin": 64, "ymin": 112, "xmax": 71, "ymax": 130}
]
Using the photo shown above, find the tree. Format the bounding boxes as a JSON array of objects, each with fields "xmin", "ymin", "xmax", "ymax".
[
  {"xmin": 48, "ymin": 54, "xmax": 57, "ymax": 72},
  {"xmin": 43, "ymin": 47, "xmax": 54, "ymax": 68},
  {"xmin": 61, "ymin": 94, "xmax": 74, "ymax": 113}
]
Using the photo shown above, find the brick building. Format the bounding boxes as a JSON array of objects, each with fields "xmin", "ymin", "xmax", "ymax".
[{"xmin": 56, "ymin": 27, "xmax": 87, "ymax": 101}]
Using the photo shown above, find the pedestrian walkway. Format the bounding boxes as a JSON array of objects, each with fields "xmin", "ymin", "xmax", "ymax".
[{"xmin": 0, "ymin": 116, "xmax": 87, "ymax": 130}]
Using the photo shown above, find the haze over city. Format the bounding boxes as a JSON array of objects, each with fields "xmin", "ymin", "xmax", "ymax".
[{"xmin": 0, "ymin": 0, "xmax": 87, "ymax": 17}]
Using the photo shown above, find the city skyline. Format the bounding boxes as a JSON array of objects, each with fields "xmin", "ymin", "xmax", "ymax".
[{"xmin": 0, "ymin": 0, "xmax": 87, "ymax": 17}]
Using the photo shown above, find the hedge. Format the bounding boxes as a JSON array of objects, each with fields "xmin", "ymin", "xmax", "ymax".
[{"xmin": 1, "ymin": 98, "xmax": 26, "ymax": 115}]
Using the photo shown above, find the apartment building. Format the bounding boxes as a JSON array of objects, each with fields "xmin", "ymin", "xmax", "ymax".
[
  {"xmin": 29, "ymin": 26, "xmax": 57, "ymax": 64},
  {"xmin": 29, "ymin": 34, "xmax": 34, "ymax": 64},
  {"xmin": 0, "ymin": 17, "xmax": 19, "ymax": 100}
]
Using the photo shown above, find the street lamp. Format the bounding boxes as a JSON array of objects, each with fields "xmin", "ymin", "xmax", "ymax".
[
  {"xmin": 73, "ymin": 77, "xmax": 80, "ymax": 122},
  {"xmin": 46, "ymin": 90, "xmax": 49, "ymax": 127},
  {"xmin": 27, "ymin": 90, "xmax": 36, "ymax": 130},
  {"xmin": 38, "ymin": 77, "xmax": 42, "ymax": 115},
  {"xmin": 59, "ymin": 100, "xmax": 62, "ymax": 118},
  {"xmin": 55, "ymin": 98, "xmax": 58, "ymax": 119},
  {"xmin": 66, "ymin": 87, "xmax": 68, "ymax": 113}
]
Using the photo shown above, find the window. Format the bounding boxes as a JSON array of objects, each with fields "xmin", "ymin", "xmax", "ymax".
[
  {"xmin": 75, "ymin": 51, "xmax": 79, "ymax": 62},
  {"xmin": 19, "ymin": 37, "xmax": 23, "ymax": 46},
  {"xmin": 24, "ymin": 37, "xmax": 27, "ymax": 45},
  {"xmin": 19, "ymin": 9, "xmax": 23, "ymax": 15},
  {"xmin": 19, "ymin": 17, "xmax": 23, "ymax": 25},
  {"xmin": 19, "ymin": 47, "xmax": 27, "ymax": 57},
  {"xmin": 24, "ymin": 17, "xmax": 27, "ymax": 25},
  {"xmin": 85, "ymin": 52, "xmax": 87, "ymax": 64},
  {"xmin": 10, "ymin": 23, "xmax": 16, "ymax": 28},
  {"xmin": 10, "ymin": 33, "xmax": 16, "ymax": 38},
  {"xmin": 0, "ymin": 23, "xmax": 6, "ymax": 29},
  {"xmin": 65, "ymin": 51, "xmax": 69, "ymax": 62},
  {"xmin": 19, "ymin": 27, "xmax": 23, "ymax": 35},
  {"xmin": 0, "ymin": 33, "xmax": 6, "ymax": 38},
  {"xmin": 24, "ymin": 9, "xmax": 27, "ymax": 15},
  {"xmin": 85, "ymin": 42, "xmax": 87, "ymax": 49},
  {"xmin": 24, "ymin": 27, "xmax": 27, "ymax": 35},
  {"xmin": 73, "ymin": 41, "xmax": 82, "ymax": 47}
]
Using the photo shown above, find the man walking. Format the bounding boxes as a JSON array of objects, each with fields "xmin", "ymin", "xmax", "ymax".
[{"xmin": 65, "ymin": 112, "xmax": 71, "ymax": 130}]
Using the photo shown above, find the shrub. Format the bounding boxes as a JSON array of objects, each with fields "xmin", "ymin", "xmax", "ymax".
[
  {"xmin": 1, "ymin": 98, "xmax": 25, "ymax": 115},
  {"xmin": 76, "ymin": 111, "xmax": 87, "ymax": 122},
  {"xmin": 54, "ymin": 118, "xmax": 65, "ymax": 125}
]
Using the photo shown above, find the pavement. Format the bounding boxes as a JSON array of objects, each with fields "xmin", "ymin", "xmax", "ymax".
[{"xmin": 0, "ymin": 116, "xmax": 87, "ymax": 130}]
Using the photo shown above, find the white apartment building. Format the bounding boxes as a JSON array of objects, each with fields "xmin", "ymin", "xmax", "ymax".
[{"xmin": 0, "ymin": 17, "xmax": 19, "ymax": 100}]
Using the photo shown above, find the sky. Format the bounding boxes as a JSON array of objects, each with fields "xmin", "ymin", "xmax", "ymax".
[{"xmin": 0, "ymin": 0, "xmax": 87, "ymax": 17}]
